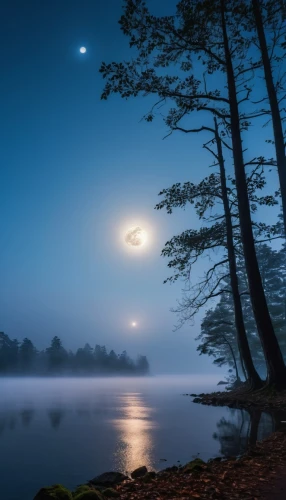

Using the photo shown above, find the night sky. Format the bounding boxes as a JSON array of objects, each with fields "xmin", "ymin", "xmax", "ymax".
[{"xmin": 0, "ymin": 0, "xmax": 280, "ymax": 373}]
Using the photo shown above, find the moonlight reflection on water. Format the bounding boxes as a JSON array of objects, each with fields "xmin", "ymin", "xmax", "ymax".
[{"xmin": 112, "ymin": 393, "xmax": 157, "ymax": 473}]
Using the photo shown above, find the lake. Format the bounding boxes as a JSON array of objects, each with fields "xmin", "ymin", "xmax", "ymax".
[{"xmin": 0, "ymin": 375, "xmax": 277, "ymax": 500}]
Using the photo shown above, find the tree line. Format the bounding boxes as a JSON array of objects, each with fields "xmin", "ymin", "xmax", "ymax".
[
  {"xmin": 0, "ymin": 332, "xmax": 150, "ymax": 375},
  {"xmin": 100, "ymin": 0, "xmax": 286, "ymax": 389}
]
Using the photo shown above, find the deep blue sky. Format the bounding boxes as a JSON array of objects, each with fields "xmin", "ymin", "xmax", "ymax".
[{"xmin": 0, "ymin": 0, "xmax": 280, "ymax": 373}]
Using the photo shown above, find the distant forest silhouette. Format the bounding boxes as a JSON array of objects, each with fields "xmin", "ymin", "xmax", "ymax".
[{"xmin": 0, "ymin": 332, "xmax": 150, "ymax": 376}]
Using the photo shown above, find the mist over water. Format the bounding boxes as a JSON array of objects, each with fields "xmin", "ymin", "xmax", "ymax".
[{"xmin": 0, "ymin": 375, "xmax": 276, "ymax": 500}]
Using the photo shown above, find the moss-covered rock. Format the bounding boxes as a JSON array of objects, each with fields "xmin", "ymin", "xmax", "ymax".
[
  {"xmin": 34, "ymin": 484, "xmax": 72, "ymax": 500},
  {"xmin": 131, "ymin": 465, "xmax": 148, "ymax": 479},
  {"xmin": 102, "ymin": 488, "xmax": 120, "ymax": 498},
  {"xmin": 141, "ymin": 471, "xmax": 156, "ymax": 483},
  {"xmin": 73, "ymin": 490, "xmax": 103, "ymax": 500},
  {"xmin": 183, "ymin": 458, "xmax": 205, "ymax": 474},
  {"xmin": 159, "ymin": 466, "xmax": 178, "ymax": 474},
  {"xmin": 73, "ymin": 485, "xmax": 92, "ymax": 497}
]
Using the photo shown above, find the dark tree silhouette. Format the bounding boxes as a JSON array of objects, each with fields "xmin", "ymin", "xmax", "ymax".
[
  {"xmin": 156, "ymin": 160, "xmax": 275, "ymax": 388},
  {"xmin": 100, "ymin": 0, "xmax": 286, "ymax": 387},
  {"xmin": 46, "ymin": 336, "xmax": 68, "ymax": 373},
  {"xmin": 0, "ymin": 332, "xmax": 19, "ymax": 373},
  {"xmin": 250, "ymin": 0, "xmax": 286, "ymax": 234},
  {"xmin": 19, "ymin": 338, "xmax": 37, "ymax": 373}
]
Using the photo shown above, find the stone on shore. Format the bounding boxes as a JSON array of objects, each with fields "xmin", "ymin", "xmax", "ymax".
[
  {"xmin": 33, "ymin": 484, "xmax": 72, "ymax": 500},
  {"xmin": 192, "ymin": 397, "xmax": 202, "ymax": 403},
  {"xmin": 73, "ymin": 486, "xmax": 91, "ymax": 496},
  {"xmin": 102, "ymin": 488, "xmax": 120, "ymax": 497},
  {"xmin": 131, "ymin": 466, "xmax": 148, "ymax": 479},
  {"xmin": 89, "ymin": 472, "xmax": 129, "ymax": 487},
  {"xmin": 141, "ymin": 471, "xmax": 156, "ymax": 483},
  {"xmin": 74, "ymin": 491, "xmax": 103, "ymax": 500},
  {"xmin": 158, "ymin": 466, "xmax": 178, "ymax": 475},
  {"xmin": 183, "ymin": 458, "xmax": 205, "ymax": 473}
]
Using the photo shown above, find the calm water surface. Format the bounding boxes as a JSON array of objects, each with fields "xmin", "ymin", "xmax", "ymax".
[{"xmin": 0, "ymin": 375, "xmax": 278, "ymax": 500}]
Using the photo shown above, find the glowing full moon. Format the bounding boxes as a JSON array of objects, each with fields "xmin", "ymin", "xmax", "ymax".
[
  {"xmin": 79, "ymin": 47, "xmax": 87, "ymax": 54},
  {"xmin": 131, "ymin": 321, "xmax": 137, "ymax": 327},
  {"xmin": 125, "ymin": 226, "xmax": 147, "ymax": 247}
]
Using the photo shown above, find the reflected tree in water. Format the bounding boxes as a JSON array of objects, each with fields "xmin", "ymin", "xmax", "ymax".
[
  {"xmin": 48, "ymin": 409, "xmax": 65, "ymax": 430},
  {"xmin": 0, "ymin": 417, "xmax": 6, "ymax": 436},
  {"xmin": 8, "ymin": 416, "xmax": 16, "ymax": 431},
  {"xmin": 20, "ymin": 409, "xmax": 35, "ymax": 427},
  {"xmin": 213, "ymin": 409, "xmax": 274, "ymax": 456},
  {"xmin": 268, "ymin": 409, "xmax": 286, "ymax": 433},
  {"xmin": 213, "ymin": 410, "xmax": 248, "ymax": 457}
]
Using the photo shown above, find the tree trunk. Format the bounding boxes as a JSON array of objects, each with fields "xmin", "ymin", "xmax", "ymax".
[
  {"xmin": 248, "ymin": 409, "xmax": 261, "ymax": 446},
  {"xmin": 270, "ymin": 409, "xmax": 286, "ymax": 432},
  {"xmin": 252, "ymin": 0, "xmax": 286, "ymax": 235},
  {"xmin": 220, "ymin": 0, "xmax": 286, "ymax": 389},
  {"xmin": 222, "ymin": 334, "xmax": 240, "ymax": 381},
  {"xmin": 239, "ymin": 352, "xmax": 248, "ymax": 381},
  {"xmin": 214, "ymin": 117, "xmax": 262, "ymax": 390}
]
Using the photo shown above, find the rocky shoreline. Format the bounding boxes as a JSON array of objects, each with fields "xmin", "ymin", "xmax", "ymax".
[
  {"xmin": 34, "ymin": 431, "xmax": 286, "ymax": 499},
  {"xmin": 187, "ymin": 388, "xmax": 286, "ymax": 412},
  {"xmin": 33, "ymin": 389, "xmax": 286, "ymax": 499}
]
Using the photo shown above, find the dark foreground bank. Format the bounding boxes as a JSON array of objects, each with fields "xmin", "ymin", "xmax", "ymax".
[{"xmin": 34, "ymin": 430, "xmax": 286, "ymax": 500}]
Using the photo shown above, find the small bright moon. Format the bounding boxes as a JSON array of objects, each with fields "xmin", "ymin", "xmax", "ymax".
[
  {"xmin": 131, "ymin": 322, "xmax": 137, "ymax": 327},
  {"xmin": 125, "ymin": 226, "xmax": 147, "ymax": 247},
  {"xmin": 79, "ymin": 47, "xmax": 87, "ymax": 54}
]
